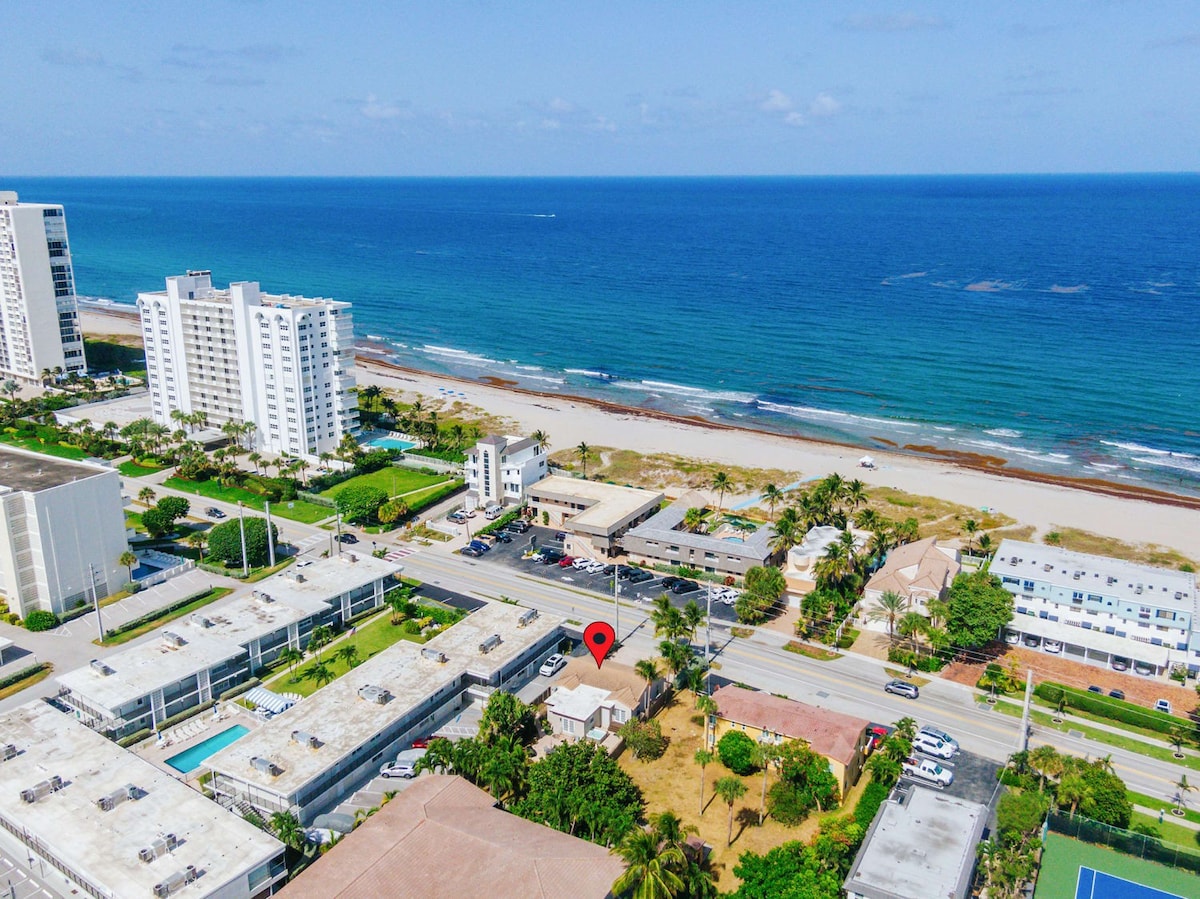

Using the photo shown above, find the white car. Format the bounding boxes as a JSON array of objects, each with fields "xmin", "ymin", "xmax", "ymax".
[
  {"xmin": 585, "ymin": 561, "xmax": 607, "ymax": 574},
  {"xmin": 572, "ymin": 557, "xmax": 593, "ymax": 570},
  {"xmin": 539, "ymin": 653, "xmax": 567, "ymax": 677},
  {"xmin": 902, "ymin": 757, "xmax": 953, "ymax": 786},
  {"xmin": 917, "ymin": 726, "xmax": 959, "ymax": 752},
  {"xmin": 1043, "ymin": 640, "xmax": 1063, "ymax": 654},
  {"xmin": 912, "ymin": 733, "xmax": 957, "ymax": 759}
]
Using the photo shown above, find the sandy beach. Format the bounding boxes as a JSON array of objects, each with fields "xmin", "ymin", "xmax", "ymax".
[{"xmin": 81, "ymin": 307, "xmax": 1200, "ymax": 558}]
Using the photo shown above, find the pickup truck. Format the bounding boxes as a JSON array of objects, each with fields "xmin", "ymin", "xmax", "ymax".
[{"xmin": 902, "ymin": 756, "xmax": 953, "ymax": 787}]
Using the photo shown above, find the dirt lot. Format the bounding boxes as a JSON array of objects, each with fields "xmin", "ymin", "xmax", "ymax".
[
  {"xmin": 941, "ymin": 645, "xmax": 1199, "ymax": 715},
  {"xmin": 618, "ymin": 696, "xmax": 868, "ymax": 892}
]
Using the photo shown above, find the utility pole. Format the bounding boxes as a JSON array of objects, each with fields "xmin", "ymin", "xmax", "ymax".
[
  {"xmin": 335, "ymin": 509, "xmax": 343, "ymax": 555},
  {"xmin": 264, "ymin": 501, "xmax": 276, "ymax": 567},
  {"xmin": 1019, "ymin": 668, "xmax": 1034, "ymax": 753},
  {"xmin": 613, "ymin": 558, "xmax": 620, "ymax": 642},
  {"xmin": 237, "ymin": 501, "xmax": 249, "ymax": 576},
  {"xmin": 89, "ymin": 562, "xmax": 104, "ymax": 642}
]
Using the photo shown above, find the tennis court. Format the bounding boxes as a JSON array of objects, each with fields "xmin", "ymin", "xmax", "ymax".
[
  {"xmin": 1036, "ymin": 833, "xmax": 1200, "ymax": 899},
  {"xmin": 1075, "ymin": 867, "xmax": 1185, "ymax": 899}
]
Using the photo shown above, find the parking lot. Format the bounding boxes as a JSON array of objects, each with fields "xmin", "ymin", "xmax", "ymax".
[
  {"xmin": 900, "ymin": 740, "xmax": 1001, "ymax": 806},
  {"xmin": 462, "ymin": 523, "xmax": 739, "ymax": 623}
]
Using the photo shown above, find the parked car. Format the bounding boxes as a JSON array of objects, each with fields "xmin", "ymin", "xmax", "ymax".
[
  {"xmin": 572, "ymin": 557, "xmax": 592, "ymax": 570},
  {"xmin": 539, "ymin": 653, "xmax": 568, "ymax": 677},
  {"xmin": 460, "ymin": 546, "xmax": 483, "ymax": 557},
  {"xmin": 1110, "ymin": 656, "xmax": 1130, "ymax": 672},
  {"xmin": 557, "ymin": 556, "xmax": 576, "ymax": 567},
  {"xmin": 410, "ymin": 738, "xmax": 430, "ymax": 749},
  {"xmin": 448, "ymin": 512, "xmax": 467, "ymax": 523},
  {"xmin": 1108, "ymin": 689, "xmax": 1126, "ymax": 701},
  {"xmin": 600, "ymin": 564, "xmax": 616, "ymax": 576},
  {"xmin": 585, "ymin": 561, "xmax": 607, "ymax": 574},
  {"xmin": 468, "ymin": 540, "xmax": 491, "ymax": 552},
  {"xmin": 912, "ymin": 733, "xmax": 957, "ymax": 759},
  {"xmin": 867, "ymin": 724, "xmax": 893, "ymax": 752},
  {"xmin": 629, "ymin": 569, "xmax": 654, "ymax": 583},
  {"xmin": 885, "ymin": 680, "xmax": 919, "ymax": 699},
  {"xmin": 1134, "ymin": 661, "xmax": 1156, "ymax": 676},
  {"xmin": 917, "ymin": 726, "xmax": 959, "ymax": 751},
  {"xmin": 540, "ymin": 551, "xmax": 564, "ymax": 565},
  {"xmin": 1043, "ymin": 640, "xmax": 1063, "ymax": 654},
  {"xmin": 380, "ymin": 760, "xmax": 420, "ymax": 779},
  {"xmin": 902, "ymin": 757, "xmax": 953, "ymax": 786},
  {"xmin": 506, "ymin": 520, "xmax": 530, "ymax": 533},
  {"xmin": 617, "ymin": 566, "xmax": 637, "ymax": 580},
  {"xmin": 1087, "ymin": 685, "xmax": 1103, "ymax": 694},
  {"xmin": 1023, "ymin": 635, "xmax": 1041, "ymax": 649},
  {"xmin": 672, "ymin": 580, "xmax": 700, "ymax": 594},
  {"xmin": 338, "ymin": 533, "xmax": 358, "ymax": 544},
  {"xmin": 1003, "ymin": 630, "xmax": 1020, "ymax": 644},
  {"xmin": 554, "ymin": 531, "xmax": 567, "ymax": 541},
  {"xmin": 660, "ymin": 576, "xmax": 683, "ymax": 589},
  {"xmin": 494, "ymin": 531, "xmax": 513, "ymax": 543},
  {"xmin": 1154, "ymin": 699, "xmax": 1173, "ymax": 714},
  {"xmin": 205, "ymin": 507, "xmax": 226, "ymax": 519}
]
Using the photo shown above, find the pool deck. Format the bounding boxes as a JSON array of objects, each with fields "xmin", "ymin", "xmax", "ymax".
[{"xmin": 133, "ymin": 703, "xmax": 263, "ymax": 783}]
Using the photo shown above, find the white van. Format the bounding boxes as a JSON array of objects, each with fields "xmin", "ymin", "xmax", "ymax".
[{"xmin": 484, "ymin": 504, "xmax": 504, "ymax": 520}]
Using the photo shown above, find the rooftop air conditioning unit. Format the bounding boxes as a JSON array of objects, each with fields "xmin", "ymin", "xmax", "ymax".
[
  {"xmin": 192, "ymin": 615, "xmax": 213, "ymax": 628},
  {"xmin": 153, "ymin": 866, "xmax": 197, "ymax": 897},
  {"xmin": 291, "ymin": 730, "xmax": 319, "ymax": 749},
  {"xmin": 293, "ymin": 573, "xmax": 305, "ymax": 583},
  {"xmin": 357, "ymin": 685, "xmax": 393, "ymax": 705},
  {"xmin": 90, "ymin": 659, "xmax": 115, "ymax": 676},
  {"xmin": 479, "ymin": 634, "xmax": 502, "ymax": 654},
  {"xmin": 1043, "ymin": 564, "xmax": 1053, "ymax": 572},
  {"xmin": 20, "ymin": 776, "xmax": 64, "ymax": 804},
  {"xmin": 251, "ymin": 757, "xmax": 282, "ymax": 776},
  {"xmin": 162, "ymin": 631, "xmax": 186, "ymax": 648},
  {"xmin": 95, "ymin": 783, "xmax": 138, "ymax": 812},
  {"xmin": 1136, "ymin": 584, "xmax": 1144, "ymax": 595},
  {"xmin": 0, "ymin": 743, "xmax": 17, "ymax": 762},
  {"xmin": 257, "ymin": 593, "xmax": 274, "ymax": 604},
  {"xmin": 517, "ymin": 608, "xmax": 538, "ymax": 628},
  {"xmin": 421, "ymin": 648, "xmax": 448, "ymax": 664}
]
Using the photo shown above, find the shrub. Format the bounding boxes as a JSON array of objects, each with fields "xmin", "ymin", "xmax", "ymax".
[
  {"xmin": 402, "ymin": 619, "xmax": 421, "ymax": 634},
  {"xmin": 854, "ymin": 780, "xmax": 890, "ymax": 829},
  {"xmin": 207, "ymin": 517, "xmax": 279, "ymax": 568},
  {"xmin": 24, "ymin": 610, "xmax": 61, "ymax": 631},
  {"xmin": 336, "ymin": 485, "xmax": 388, "ymax": 524},
  {"xmin": 117, "ymin": 728, "xmax": 153, "ymax": 748},
  {"xmin": 0, "ymin": 663, "xmax": 49, "ymax": 691},
  {"xmin": 1035, "ymin": 683, "xmax": 1180, "ymax": 736},
  {"xmin": 717, "ymin": 730, "xmax": 758, "ymax": 775},
  {"xmin": 619, "ymin": 719, "xmax": 669, "ymax": 761}
]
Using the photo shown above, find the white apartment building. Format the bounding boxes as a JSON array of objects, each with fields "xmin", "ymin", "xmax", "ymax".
[
  {"xmin": 0, "ymin": 191, "xmax": 86, "ymax": 384},
  {"xmin": 464, "ymin": 434, "xmax": 548, "ymax": 511},
  {"xmin": 138, "ymin": 271, "xmax": 358, "ymax": 456},
  {"xmin": 992, "ymin": 539, "xmax": 1198, "ymax": 675},
  {"xmin": 0, "ymin": 446, "xmax": 127, "ymax": 617}
]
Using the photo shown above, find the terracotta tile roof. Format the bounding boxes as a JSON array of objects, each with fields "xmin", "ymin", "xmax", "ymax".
[
  {"xmin": 280, "ymin": 775, "xmax": 624, "ymax": 899},
  {"xmin": 712, "ymin": 685, "xmax": 868, "ymax": 767},
  {"xmin": 557, "ymin": 656, "xmax": 652, "ymax": 710},
  {"xmin": 865, "ymin": 537, "xmax": 960, "ymax": 599}
]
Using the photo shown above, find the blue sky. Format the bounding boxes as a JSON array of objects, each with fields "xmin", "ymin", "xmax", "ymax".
[{"xmin": 6, "ymin": 2, "xmax": 1199, "ymax": 176}]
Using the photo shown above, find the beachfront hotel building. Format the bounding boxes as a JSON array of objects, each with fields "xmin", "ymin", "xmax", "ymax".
[
  {"xmin": 204, "ymin": 602, "xmax": 562, "ymax": 824},
  {"xmin": 993, "ymin": 539, "xmax": 1198, "ymax": 675},
  {"xmin": 57, "ymin": 554, "xmax": 402, "ymax": 738},
  {"xmin": 0, "ymin": 445, "xmax": 127, "ymax": 618},
  {"xmin": 464, "ymin": 434, "xmax": 548, "ymax": 511},
  {"xmin": 0, "ymin": 700, "xmax": 286, "ymax": 899},
  {"xmin": 0, "ymin": 191, "xmax": 87, "ymax": 384},
  {"xmin": 137, "ymin": 271, "xmax": 359, "ymax": 456}
]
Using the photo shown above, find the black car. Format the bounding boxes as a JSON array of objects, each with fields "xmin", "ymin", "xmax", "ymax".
[
  {"xmin": 617, "ymin": 566, "xmax": 637, "ymax": 580},
  {"xmin": 540, "ymin": 551, "xmax": 564, "ymax": 565},
  {"xmin": 884, "ymin": 680, "xmax": 920, "ymax": 699},
  {"xmin": 493, "ymin": 532, "xmax": 513, "ymax": 543},
  {"xmin": 1108, "ymin": 689, "xmax": 1126, "ymax": 701},
  {"xmin": 507, "ymin": 520, "xmax": 530, "ymax": 533},
  {"xmin": 660, "ymin": 576, "xmax": 683, "ymax": 589},
  {"xmin": 338, "ymin": 533, "xmax": 358, "ymax": 544},
  {"xmin": 206, "ymin": 507, "xmax": 226, "ymax": 519},
  {"xmin": 628, "ymin": 569, "xmax": 654, "ymax": 583},
  {"xmin": 672, "ymin": 580, "xmax": 701, "ymax": 594},
  {"xmin": 1087, "ymin": 685, "xmax": 1103, "ymax": 694},
  {"xmin": 600, "ymin": 564, "xmax": 616, "ymax": 576}
]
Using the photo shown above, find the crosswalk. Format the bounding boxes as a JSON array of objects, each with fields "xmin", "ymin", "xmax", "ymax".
[
  {"xmin": 293, "ymin": 534, "xmax": 327, "ymax": 554},
  {"xmin": 384, "ymin": 546, "xmax": 419, "ymax": 562}
]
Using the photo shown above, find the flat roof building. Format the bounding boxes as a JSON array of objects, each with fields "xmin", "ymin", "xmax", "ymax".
[
  {"xmin": 546, "ymin": 657, "xmax": 666, "ymax": 740},
  {"xmin": 0, "ymin": 700, "xmax": 285, "ymax": 899},
  {"xmin": 528, "ymin": 475, "xmax": 663, "ymax": 558},
  {"xmin": 206, "ymin": 601, "xmax": 563, "ymax": 823},
  {"xmin": 278, "ymin": 774, "xmax": 624, "ymax": 898},
  {"xmin": 991, "ymin": 539, "xmax": 1198, "ymax": 674},
  {"xmin": 0, "ymin": 191, "xmax": 86, "ymax": 384},
  {"xmin": 57, "ymin": 554, "xmax": 402, "ymax": 737},
  {"xmin": 623, "ymin": 490, "xmax": 780, "ymax": 578},
  {"xmin": 138, "ymin": 271, "xmax": 359, "ymax": 457},
  {"xmin": 843, "ymin": 783, "xmax": 987, "ymax": 899},
  {"xmin": 0, "ymin": 445, "xmax": 127, "ymax": 617}
]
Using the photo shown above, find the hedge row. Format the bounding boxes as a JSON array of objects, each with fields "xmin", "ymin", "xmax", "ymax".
[
  {"xmin": 103, "ymin": 587, "xmax": 214, "ymax": 639},
  {"xmin": 117, "ymin": 728, "xmax": 153, "ymax": 748},
  {"xmin": 157, "ymin": 699, "xmax": 216, "ymax": 733},
  {"xmin": 1034, "ymin": 683, "xmax": 1183, "ymax": 735},
  {"xmin": 476, "ymin": 507, "xmax": 525, "ymax": 536},
  {"xmin": 854, "ymin": 779, "xmax": 891, "ymax": 829},
  {"xmin": 406, "ymin": 482, "xmax": 462, "ymax": 515},
  {"xmin": 0, "ymin": 663, "xmax": 49, "ymax": 692},
  {"xmin": 219, "ymin": 677, "xmax": 261, "ymax": 702}
]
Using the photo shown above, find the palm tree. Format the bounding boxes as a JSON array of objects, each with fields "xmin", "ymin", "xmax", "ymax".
[
  {"xmin": 962, "ymin": 518, "xmax": 979, "ymax": 555},
  {"xmin": 1028, "ymin": 744, "xmax": 1063, "ymax": 791},
  {"xmin": 186, "ymin": 531, "xmax": 207, "ymax": 561},
  {"xmin": 868, "ymin": 590, "xmax": 909, "ymax": 639},
  {"xmin": 845, "ymin": 479, "xmax": 868, "ymax": 510},
  {"xmin": 681, "ymin": 600, "xmax": 704, "ymax": 644},
  {"xmin": 248, "ymin": 452, "xmax": 262, "ymax": 474},
  {"xmin": 898, "ymin": 611, "xmax": 929, "ymax": 656},
  {"xmin": 634, "ymin": 659, "xmax": 660, "ymax": 712},
  {"xmin": 893, "ymin": 716, "xmax": 918, "ymax": 743},
  {"xmin": 308, "ymin": 624, "xmax": 333, "ymax": 660},
  {"xmin": 269, "ymin": 811, "xmax": 306, "ymax": 851},
  {"xmin": 714, "ymin": 776, "xmax": 748, "ymax": 846},
  {"xmin": 683, "ymin": 507, "xmax": 706, "ymax": 533},
  {"xmin": 611, "ymin": 826, "xmax": 685, "ymax": 899},
  {"xmin": 335, "ymin": 644, "xmax": 360, "ymax": 670},
  {"xmin": 753, "ymin": 741, "xmax": 780, "ymax": 825},
  {"xmin": 659, "ymin": 640, "xmax": 691, "ymax": 690},
  {"xmin": 277, "ymin": 647, "xmax": 304, "ymax": 679},
  {"xmin": 761, "ymin": 483, "xmax": 785, "ymax": 521},
  {"xmin": 137, "ymin": 487, "xmax": 156, "ymax": 505},
  {"xmin": 696, "ymin": 695, "xmax": 717, "ymax": 752},
  {"xmin": 710, "ymin": 471, "xmax": 731, "ymax": 516},
  {"xmin": 1174, "ymin": 774, "xmax": 1193, "ymax": 815},
  {"xmin": 694, "ymin": 749, "xmax": 714, "ymax": 816},
  {"xmin": 118, "ymin": 550, "xmax": 138, "ymax": 583},
  {"xmin": 531, "ymin": 429, "xmax": 550, "ymax": 451},
  {"xmin": 650, "ymin": 595, "xmax": 687, "ymax": 642},
  {"xmin": 769, "ymin": 506, "xmax": 802, "ymax": 554},
  {"xmin": 1057, "ymin": 772, "xmax": 1092, "ymax": 819},
  {"xmin": 576, "ymin": 442, "xmax": 591, "ymax": 478},
  {"xmin": 301, "ymin": 661, "xmax": 335, "ymax": 690},
  {"xmin": 977, "ymin": 532, "xmax": 994, "ymax": 559}
]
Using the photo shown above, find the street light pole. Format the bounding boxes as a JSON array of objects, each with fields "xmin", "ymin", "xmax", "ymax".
[
  {"xmin": 613, "ymin": 558, "xmax": 620, "ymax": 642},
  {"xmin": 705, "ymin": 581, "xmax": 713, "ymax": 695},
  {"xmin": 89, "ymin": 562, "xmax": 104, "ymax": 642},
  {"xmin": 264, "ymin": 501, "xmax": 276, "ymax": 567},
  {"xmin": 237, "ymin": 501, "xmax": 248, "ymax": 576}
]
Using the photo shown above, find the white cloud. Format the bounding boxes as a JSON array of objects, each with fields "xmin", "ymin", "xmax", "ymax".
[
  {"xmin": 808, "ymin": 93, "xmax": 841, "ymax": 118},
  {"xmin": 784, "ymin": 111, "xmax": 806, "ymax": 126},
  {"xmin": 361, "ymin": 94, "xmax": 404, "ymax": 120},
  {"xmin": 547, "ymin": 97, "xmax": 574, "ymax": 113},
  {"xmin": 761, "ymin": 89, "xmax": 794, "ymax": 112}
]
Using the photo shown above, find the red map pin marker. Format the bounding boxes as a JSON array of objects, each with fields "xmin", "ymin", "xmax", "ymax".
[{"xmin": 583, "ymin": 621, "xmax": 616, "ymax": 668}]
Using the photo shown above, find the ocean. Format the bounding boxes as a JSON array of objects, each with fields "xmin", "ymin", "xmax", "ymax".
[{"xmin": 8, "ymin": 175, "xmax": 1200, "ymax": 494}]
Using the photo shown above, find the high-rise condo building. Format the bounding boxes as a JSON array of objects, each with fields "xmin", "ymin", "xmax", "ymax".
[
  {"xmin": 137, "ymin": 271, "xmax": 359, "ymax": 456},
  {"xmin": 0, "ymin": 191, "xmax": 87, "ymax": 384}
]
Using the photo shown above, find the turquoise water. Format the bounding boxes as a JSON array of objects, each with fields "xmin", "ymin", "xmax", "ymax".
[
  {"xmin": 11, "ymin": 175, "xmax": 1200, "ymax": 494},
  {"xmin": 165, "ymin": 724, "xmax": 249, "ymax": 773},
  {"xmin": 368, "ymin": 436, "xmax": 417, "ymax": 451}
]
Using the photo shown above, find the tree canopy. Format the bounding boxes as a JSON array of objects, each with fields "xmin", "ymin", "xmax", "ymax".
[
  {"xmin": 336, "ymin": 484, "xmax": 389, "ymax": 523},
  {"xmin": 945, "ymin": 570, "xmax": 1014, "ymax": 648},
  {"xmin": 207, "ymin": 516, "xmax": 278, "ymax": 567},
  {"xmin": 717, "ymin": 730, "xmax": 758, "ymax": 775},
  {"xmin": 479, "ymin": 691, "xmax": 537, "ymax": 745}
]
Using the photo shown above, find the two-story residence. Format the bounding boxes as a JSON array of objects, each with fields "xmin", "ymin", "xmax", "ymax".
[{"xmin": 464, "ymin": 435, "xmax": 548, "ymax": 512}]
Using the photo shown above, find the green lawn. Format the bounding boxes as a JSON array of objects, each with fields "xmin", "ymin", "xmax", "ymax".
[
  {"xmin": 263, "ymin": 608, "xmax": 447, "ymax": 697},
  {"xmin": 319, "ymin": 467, "xmax": 445, "ymax": 500},
  {"xmin": 0, "ymin": 434, "xmax": 88, "ymax": 460},
  {"xmin": 163, "ymin": 477, "xmax": 330, "ymax": 524},
  {"xmin": 1034, "ymin": 831, "xmax": 1200, "ymax": 899},
  {"xmin": 119, "ymin": 459, "xmax": 171, "ymax": 477},
  {"xmin": 1129, "ymin": 810, "xmax": 1200, "ymax": 848}
]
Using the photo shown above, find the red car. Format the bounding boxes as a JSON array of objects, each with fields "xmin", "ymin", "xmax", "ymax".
[
  {"xmin": 411, "ymin": 738, "xmax": 430, "ymax": 749},
  {"xmin": 558, "ymin": 556, "xmax": 576, "ymax": 567},
  {"xmin": 867, "ymin": 725, "xmax": 892, "ymax": 752}
]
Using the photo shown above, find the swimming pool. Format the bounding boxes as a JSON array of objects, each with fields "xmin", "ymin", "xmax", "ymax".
[
  {"xmin": 165, "ymin": 725, "xmax": 249, "ymax": 774},
  {"xmin": 368, "ymin": 435, "xmax": 416, "ymax": 452}
]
